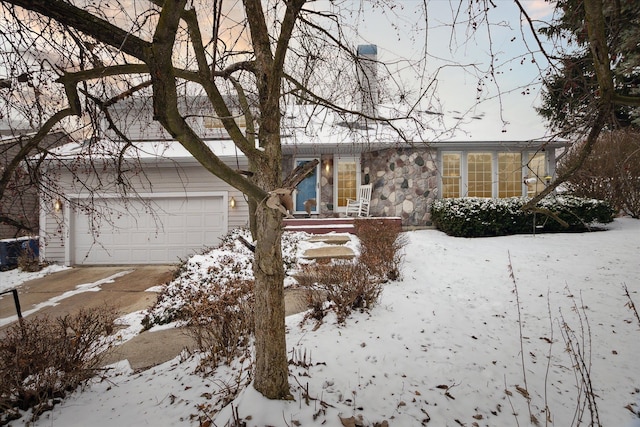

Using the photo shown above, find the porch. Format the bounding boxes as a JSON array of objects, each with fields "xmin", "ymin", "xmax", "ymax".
[{"xmin": 282, "ymin": 216, "xmax": 402, "ymax": 234}]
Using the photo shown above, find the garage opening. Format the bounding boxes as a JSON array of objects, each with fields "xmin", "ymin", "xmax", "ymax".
[{"xmin": 71, "ymin": 193, "xmax": 227, "ymax": 265}]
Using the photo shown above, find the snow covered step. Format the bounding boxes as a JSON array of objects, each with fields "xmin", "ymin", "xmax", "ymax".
[{"xmin": 301, "ymin": 245, "xmax": 355, "ymax": 261}]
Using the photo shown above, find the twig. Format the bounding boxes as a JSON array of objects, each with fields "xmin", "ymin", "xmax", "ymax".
[
  {"xmin": 623, "ymin": 284, "xmax": 640, "ymax": 327},
  {"xmin": 559, "ymin": 288, "xmax": 601, "ymax": 426},
  {"xmin": 507, "ymin": 252, "xmax": 536, "ymax": 424},
  {"xmin": 543, "ymin": 290, "xmax": 554, "ymax": 426},
  {"xmin": 504, "ymin": 375, "xmax": 521, "ymax": 427}
]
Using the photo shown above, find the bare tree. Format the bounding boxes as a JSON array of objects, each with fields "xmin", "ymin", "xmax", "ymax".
[
  {"xmin": 0, "ymin": 0, "xmax": 432, "ymax": 399},
  {"xmin": 1, "ymin": 0, "xmax": 634, "ymax": 401}
]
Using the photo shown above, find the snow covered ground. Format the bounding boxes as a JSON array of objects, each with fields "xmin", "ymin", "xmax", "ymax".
[{"xmin": 4, "ymin": 218, "xmax": 640, "ymax": 426}]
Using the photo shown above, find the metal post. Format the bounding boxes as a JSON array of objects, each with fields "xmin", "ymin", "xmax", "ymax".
[
  {"xmin": 1, "ymin": 288, "xmax": 23, "ymax": 319},
  {"xmin": 11, "ymin": 289, "xmax": 22, "ymax": 319}
]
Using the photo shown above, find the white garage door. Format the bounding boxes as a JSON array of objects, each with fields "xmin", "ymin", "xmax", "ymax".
[{"xmin": 72, "ymin": 193, "xmax": 227, "ymax": 265}]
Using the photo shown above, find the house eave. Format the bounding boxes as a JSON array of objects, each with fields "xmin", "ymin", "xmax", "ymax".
[{"xmin": 281, "ymin": 138, "xmax": 569, "ymax": 156}]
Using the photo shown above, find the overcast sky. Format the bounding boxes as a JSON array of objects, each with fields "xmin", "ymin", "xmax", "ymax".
[
  {"xmin": 337, "ymin": 0, "xmax": 558, "ymax": 140},
  {"xmin": 1, "ymin": 1, "xmax": 558, "ymax": 140}
]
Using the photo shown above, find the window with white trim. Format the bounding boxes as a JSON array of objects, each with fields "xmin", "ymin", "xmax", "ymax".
[
  {"xmin": 498, "ymin": 152, "xmax": 522, "ymax": 197},
  {"xmin": 442, "ymin": 153, "xmax": 461, "ymax": 198},
  {"xmin": 335, "ymin": 157, "xmax": 360, "ymax": 209},
  {"xmin": 467, "ymin": 153, "xmax": 492, "ymax": 197},
  {"xmin": 441, "ymin": 150, "xmax": 546, "ymax": 198}
]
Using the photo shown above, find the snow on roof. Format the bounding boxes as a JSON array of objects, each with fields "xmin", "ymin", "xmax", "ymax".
[
  {"xmin": 280, "ymin": 102, "xmax": 562, "ymax": 151},
  {"xmin": 49, "ymin": 101, "xmax": 563, "ymax": 162},
  {"xmin": 51, "ymin": 138, "xmax": 241, "ymax": 162}
]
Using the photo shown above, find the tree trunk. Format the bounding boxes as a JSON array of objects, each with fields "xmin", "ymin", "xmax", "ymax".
[{"xmin": 251, "ymin": 157, "xmax": 291, "ymax": 399}]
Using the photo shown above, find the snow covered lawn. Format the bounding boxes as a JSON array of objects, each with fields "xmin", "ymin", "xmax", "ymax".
[{"xmin": 6, "ymin": 218, "xmax": 640, "ymax": 426}]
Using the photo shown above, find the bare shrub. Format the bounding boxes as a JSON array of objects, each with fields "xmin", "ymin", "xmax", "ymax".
[
  {"xmin": 508, "ymin": 254, "xmax": 605, "ymax": 427},
  {"xmin": 354, "ymin": 218, "xmax": 407, "ymax": 281},
  {"xmin": 297, "ymin": 262, "xmax": 382, "ymax": 324},
  {"xmin": 559, "ymin": 130, "xmax": 640, "ymax": 218},
  {"xmin": 559, "ymin": 291, "xmax": 601, "ymax": 426},
  {"xmin": 181, "ymin": 279, "xmax": 255, "ymax": 372},
  {"xmin": 0, "ymin": 307, "xmax": 117, "ymax": 424},
  {"xmin": 17, "ymin": 246, "xmax": 42, "ymax": 273}
]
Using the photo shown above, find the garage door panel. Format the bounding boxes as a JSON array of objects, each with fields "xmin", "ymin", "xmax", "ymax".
[
  {"xmin": 167, "ymin": 232, "xmax": 188, "ymax": 245},
  {"xmin": 72, "ymin": 195, "xmax": 227, "ymax": 265},
  {"xmin": 165, "ymin": 214, "xmax": 186, "ymax": 228}
]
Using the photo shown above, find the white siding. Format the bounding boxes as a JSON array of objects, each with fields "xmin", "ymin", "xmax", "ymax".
[{"xmin": 41, "ymin": 158, "xmax": 250, "ymax": 266}]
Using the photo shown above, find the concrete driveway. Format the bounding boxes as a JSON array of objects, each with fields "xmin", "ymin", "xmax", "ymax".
[
  {"xmin": 0, "ymin": 265, "xmax": 312, "ymax": 371},
  {"xmin": 0, "ymin": 266, "xmax": 175, "ymax": 323},
  {"xmin": 0, "ymin": 265, "xmax": 182, "ymax": 371}
]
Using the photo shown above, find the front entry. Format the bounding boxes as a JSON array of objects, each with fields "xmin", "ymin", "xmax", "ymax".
[{"xmin": 293, "ymin": 158, "xmax": 319, "ymax": 215}]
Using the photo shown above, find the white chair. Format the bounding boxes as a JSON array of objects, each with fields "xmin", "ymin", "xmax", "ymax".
[{"xmin": 345, "ymin": 184, "xmax": 372, "ymax": 217}]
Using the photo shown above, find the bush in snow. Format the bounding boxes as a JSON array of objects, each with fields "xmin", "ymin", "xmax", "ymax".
[
  {"xmin": 182, "ymin": 278, "xmax": 255, "ymax": 372},
  {"xmin": 354, "ymin": 218, "xmax": 407, "ymax": 281},
  {"xmin": 558, "ymin": 129, "xmax": 640, "ymax": 218},
  {"xmin": 296, "ymin": 261, "xmax": 382, "ymax": 325},
  {"xmin": 142, "ymin": 228, "xmax": 309, "ymax": 329},
  {"xmin": 430, "ymin": 195, "xmax": 615, "ymax": 237},
  {"xmin": 142, "ymin": 228, "xmax": 310, "ymax": 372},
  {"xmin": 0, "ymin": 307, "xmax": 116, "ymax": 424}
]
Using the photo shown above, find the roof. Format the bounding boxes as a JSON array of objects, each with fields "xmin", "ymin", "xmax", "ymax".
[
  {"xmin": 50, "ymin": 100, "xmax": 567, "ymax": 162},
  {"xmin": 50, "ymin": 138, "xmax": 242, "ymax": 163},
  {"xmin": 280, "ymin": 103, "xmax": 567, "ymax": 155}
]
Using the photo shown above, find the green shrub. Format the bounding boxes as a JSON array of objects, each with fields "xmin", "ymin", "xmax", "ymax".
[{"xmin": 430, "ymin": 196, "xmax": 615, "ymax": 237}]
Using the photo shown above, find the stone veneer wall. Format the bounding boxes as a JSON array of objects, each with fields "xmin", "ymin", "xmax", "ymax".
[{"xmin": 362, "ymin": 147, "xmax": 438, "ymax": 226}]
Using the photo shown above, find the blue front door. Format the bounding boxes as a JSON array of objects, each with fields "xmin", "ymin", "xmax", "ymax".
[{"xmin": 294, "ymin": 159, "xmax": 318, "ymax": 214}]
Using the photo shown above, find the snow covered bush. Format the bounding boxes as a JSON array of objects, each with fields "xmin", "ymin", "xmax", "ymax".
[
  {"xmin": 0, "ymin": 307, "xmax": 116, "ymax": 424},
  {"xmin": 431, "ymin": 196, "xmax": 615, "ymax": 237},
  {"xmin": 142, "ymin": 228, "xmax": 309, "ymax": 329}
]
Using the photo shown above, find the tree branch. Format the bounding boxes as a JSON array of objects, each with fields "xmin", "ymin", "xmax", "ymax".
[
  {"xmin": 182, "ymin": 7, "xmax": 256, "ymax": 157},
  {"xmin": 146, "ymin": 0, "xmax": 266, "ymax": 202},
  {"xmin": 522, "ymin": 108, "xmax": 607, "ymax": 211},
  {"xmin": 0, "ymin": 108, "xmax": 74, "ymax": 201},
  {"xmin": 3, "ymin": 0, "xmax": 151, "ymax": 60}
]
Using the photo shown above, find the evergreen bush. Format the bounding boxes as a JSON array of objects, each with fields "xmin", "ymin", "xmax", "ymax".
[{"xmin": 430, "ymin": 196, "xmax": 615, "ymax": 237}]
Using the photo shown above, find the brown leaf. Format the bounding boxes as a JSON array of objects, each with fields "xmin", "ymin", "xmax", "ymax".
[
  {"xmin": 340, "ymin": 416, "xmax": 356, "ymax": 427},
  {"xmin": 516, "ymin": 385, "xmax": 530, "ymax": 399}
]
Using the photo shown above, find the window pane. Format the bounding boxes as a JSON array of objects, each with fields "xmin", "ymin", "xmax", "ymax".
[
  {"xmin": 526, "ymin": 153, "xmax": 546, "ymax": 196},
  {"xmin": 467, "ymin": 153, "xmax": 492, "ymax": 197},
  {"xmin": 442, "ymin": 153, "xmax": 461, "ymax": 198},
  {"xmin": 337, "ymin": 161, "xmax": 357, "ymax": 207},
  {"xmin": 498, "ymin": 152, "xmax": 522, "ymax": 197}
]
